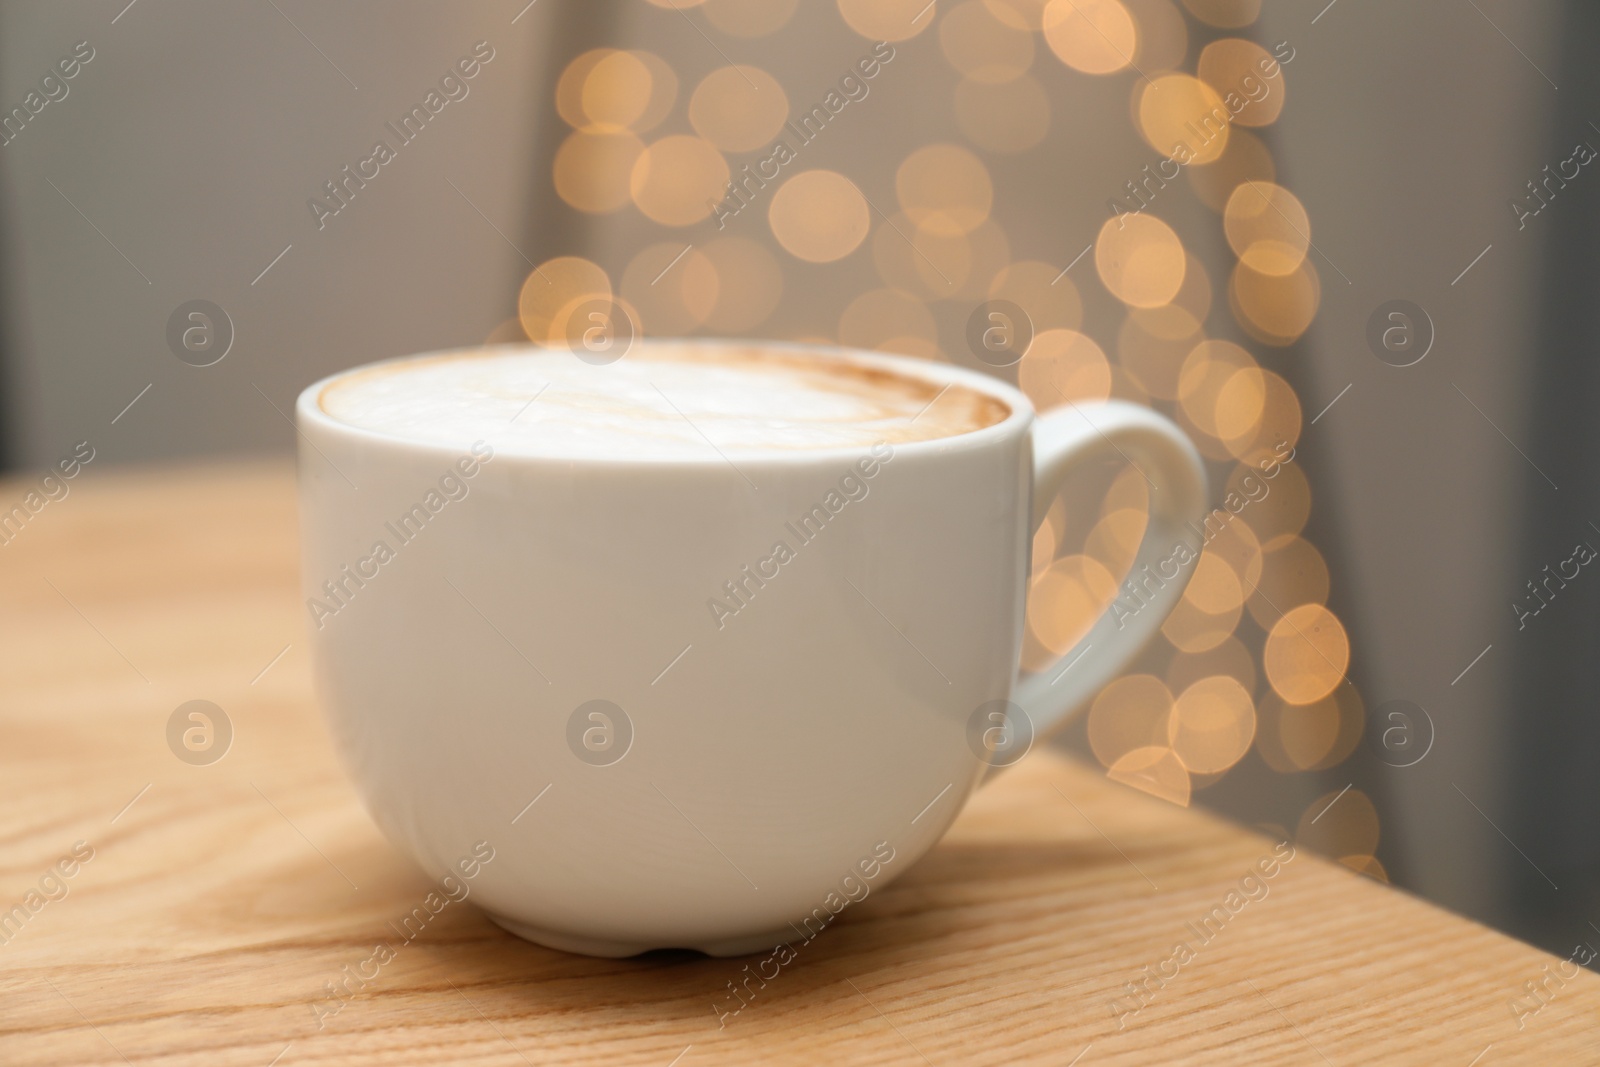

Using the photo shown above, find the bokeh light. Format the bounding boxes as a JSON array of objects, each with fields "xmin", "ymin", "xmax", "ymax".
[
  {"xmin": 1042, "ymin": 0, "xmax": 1138, "ymax": 75},
  {"xmin": 1296, "ymin": 786, "xmax": 1379, "ymax": 860},
  {"xmin": 1212, "ymin": 363, "xmax": 1266, "ymax": 442},
  {"xmin": 1118, "ymin": 304, "xmax": 1202, "ymax": 400},
  {"xmin": 558, "ymin": 49, "xmax": 677, "ymax": 134},
  {"xmin": 621, "ymin": 242, "xmax": 720, "ymax": 335},
  {"xmin": 518, "ymin": 255, "xmax": 610, "ymax": 343},
  {"xmin": 873, "ymin": 211, "xmax": 946, "ymax": 298},
  {"xmin": 1090, "ymin": 674, "xmax": 1173, "ymax": 768},
  {"xmin": 1178, "ymin": 339, "xmax": 1257, "ymax": 437},
  {"xmin": 631, "ymin": 135, "xmax": 729, "ymax": 226},
  {"xmin": 689, "ymin": 66, "xmax": 789, "ymax": 152},
  {"xmin": 700, "ymin": 237, "xmax": 784, "ymax": 333},
  {"xmin": 629, "ymin": 51, "xmax": 682, "ymax": 132},
  {"xmin": 1231, "ymin": 259, "xmax": 1322, "ymax": 345},
  {"xmin": 1204, "ymin": 513, "xmax": 1263, "ymax": 589},
  {"xmin": 1178, "ymin": 0, "xmax": 1260, "ymax": 28},
  {"xmin": 1265, "ymin": 604, "xmax": 1350, "ymax": 705},
  {"xmin": 1172, "ymin": 250, "xmax": 1214, "ymax": 321},
  {"xmin": 1231, "ymin": 458, "xmax": 1310, "ymax": 550},
  {"xmin": 941, "ymin": 1, "xmax": 1036, "ymax": 81},
  {"xmin": 1224, "ymin": 369, "xmax": 1301, "ymax": 463},
  {"xmin": 907, "ymin": 218, "xmax": 1012, "ymax": 298},
  {"xmin": 1162, "ymin": 550, "xmax": 1244, "ymax": 653},
  {"xmin": 703, "ymin": 0, "xmax": 799, "ymax": 36},
  {"xmin": 770, "ymin": 170, "xmax": 872, "ymax": 262},
  {"xmin": 1018, "ymin": 329, "xmax": 1112, "ymax": 410},
  {"xmin": 839, "ymin": 287, "xmax": 940, "ymax": 355},
  {"xmin": 1102, "ymin": 464, "xmax": 1151, "ymax": 522},
  {"xmin": 989, "ymin": 260, "xmax": 1083, "ymax": 333},
  {"xmin": 1246, "ymin": 535, "xmax": 1330, "ymax": 627},
  {"xmin": 556, "ymin": 49, "xmax": 616, "ymax": 129},
  {"xmin": 1224, "ymin": 181, "xmax": 1311, "ymax": 275},
  {"xmin": 580, "ymin": 50, "xmax": 654, "ymax": 130},
  {"xmin": 554, "ymin": 130, "xmax": 645, "ymax": 214},
  {"xmin": 1166, "ymin": 634, "xmax": 1255, "ymax": 696},
  {"xmin": 897, "ymin": 144, "xmax": 995, "ymax": 236},
  {"xmin": 1198, "ymin": 38, "xmax": 1285, "ymax": 127},
  {"xmin": 909, "ymin": 225, "xmax": 977, "ymax": 297},
  {"xmin": 1168, "ymin": 675, "xmax": 1256, "ymax": 774},
  {"xmin": 1125, "ymin": 0, "xmax": 1188, "ymax": 69},
  {"xmin": 1096, "ymin": 214, "xmax": 1187, "ymax": 308},
  {"xmin": 838, "ymin": 0, "xmax": 937, "ymax": 41},
  {"xmin": 1138, "ymin": 74, "xmax": 1230, "ymax": 165},
  {"xmin": 1256, "ymin": 687, "xmax": 1364, "ymax": 773},
  {"xmin": 1086, "ymin": 506, "xmax": 1147, "ymax": 577},
  {"xmin": 982, "ymin": 0, "xmax": 1049, "ymax": 30},
  {"xmin": 1184, "ymin": 550, "xmax": 1246, "ymax": 616},
  {"xmin": 1029, "ymin": 554, "xmax": 1119, "ymax": 654}
]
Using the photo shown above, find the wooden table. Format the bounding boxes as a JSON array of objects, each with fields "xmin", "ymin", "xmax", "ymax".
[{"xmin": 2, "ymin": 461, "xmax": 1596, "ymax": 1065}]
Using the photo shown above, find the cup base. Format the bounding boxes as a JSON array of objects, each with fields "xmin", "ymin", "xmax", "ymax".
[{"xmin": 486, "ymin": 913, "xmax": 791, "ymax": 958}]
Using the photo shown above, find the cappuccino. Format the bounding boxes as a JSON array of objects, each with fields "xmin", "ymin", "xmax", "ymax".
[{"xmin": 319, "ymin": 344, "xmax": 1008, "ymax": 458}]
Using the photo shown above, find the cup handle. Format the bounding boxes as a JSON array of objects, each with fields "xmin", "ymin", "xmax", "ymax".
[{"xmin": 1009, "ymin": 400, "xmax": 1209, "ymax": 747}]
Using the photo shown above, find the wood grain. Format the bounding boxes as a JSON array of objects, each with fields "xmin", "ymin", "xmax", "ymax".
[{"xmin": 0, "ymin": 460, "xmax": 1595, "ymax": 1065}]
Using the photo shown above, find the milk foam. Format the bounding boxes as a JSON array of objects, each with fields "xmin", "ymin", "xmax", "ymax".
[{"xmin": 319, "ymin": 346, "xmax": 1008, "ymax": 458}]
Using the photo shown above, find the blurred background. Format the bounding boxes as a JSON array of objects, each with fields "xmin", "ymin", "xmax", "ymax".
[{"xmin": 2, "ymin": 0, "xmax": 1595, "ymax": 966}]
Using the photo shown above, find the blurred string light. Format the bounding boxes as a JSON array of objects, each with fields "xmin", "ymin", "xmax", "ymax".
[
  {"xmin": 837, "ymin": 0, "xmax": 940, "ymax": 41},
  {"xmin": 510, "ymin": 0, "xmax": 1372, "ymax": 876},
  {"xmin": 1095, "ymin": 214, "xmax": 1187, "ymax": 308},
  {"xmin": 688, "ymin": 65, "xmax": 790, "ymax": 151},
  {"xmin": 940, "ymin": 1, "xmax": 1035, "ymax": 82},
  {"xmin": 631, "ymin": 134, "xmax": 729, "ymax": 225},
  {"xmin": 1179, "ymin": 0, "xmax": 1261, "ymax": 30},
  {"xmin": 897, "ymin": 143, "xmax": 995, "ymax": 236},
  {"xmin": 770, "ymin": 170, "xmax": 871, "ymax": 262},
  {"xmin": 840, "ymin": 287, "xmax": 939, "ymax": 354},
  {"xmin": 702, "ymin": 0, "xmax": 800, "ymax": 37},
  {"xmin": 1043, "ymin": 0, "xmax": 1138, "ymax": 75},
  {"xmin": 1198, "ymin": 38, "xmax": 1285, "ymax": 126}
]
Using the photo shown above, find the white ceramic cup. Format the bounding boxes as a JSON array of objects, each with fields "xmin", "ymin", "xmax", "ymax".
[{"xmin": 296, "ymin": 341, "xmax": 1207, "ymax": 957}]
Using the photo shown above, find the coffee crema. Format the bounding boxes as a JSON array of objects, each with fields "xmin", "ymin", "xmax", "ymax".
[{"xmin": 319, "ymin": 345, "xmax": 1009, "ymax": 459}]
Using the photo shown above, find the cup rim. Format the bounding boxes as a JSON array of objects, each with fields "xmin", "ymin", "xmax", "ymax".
[{"xmin": 295, "ymin": 339, "xmax": 1037, "ymax": 467}]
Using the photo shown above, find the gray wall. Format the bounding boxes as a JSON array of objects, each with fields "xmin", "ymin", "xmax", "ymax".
[
  {"xmin": 1258, "ymin": 0, "xmax": 1562, "ymax": 925},
  {"xmin": 0, "ymin": 0, "xmax": 546, "ymax": 468}
]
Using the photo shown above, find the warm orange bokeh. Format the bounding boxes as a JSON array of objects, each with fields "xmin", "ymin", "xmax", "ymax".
[
  {"xmin": 1043, "ymin": 0, "xmax": 1137, "ymax": 75},
  {"xmin": 689, "ymin": 66, "xmax": 790, "ymax": 152},
  {"xmin": 531, "ymin": 0, "xmax": 1365, "ymax": 862},
  {"xmin": 1265, "ymin": 604, "xmax": 1351, "ymax": 705},
  {"xmin": 1097, "ymin": 214, "xmax": 1187, "ymax": 308},
  {"xmin": 942, "ymin": 1, "xmax": 1037, "ymax": 82},
  {"xmin": 770, "ymin": 170, "xmax": 872, "ymax": 262}
]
